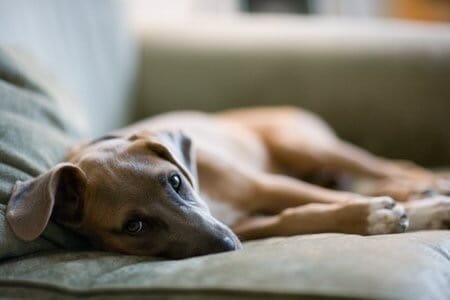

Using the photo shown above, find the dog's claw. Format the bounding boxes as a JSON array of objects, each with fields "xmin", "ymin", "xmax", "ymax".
[{"xmin": 398, "ymin": 214, "xmax": 409, "ymax": 232}]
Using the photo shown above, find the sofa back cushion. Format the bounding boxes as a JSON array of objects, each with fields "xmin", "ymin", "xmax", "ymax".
[{"xmin": 0, "ymin": 0, "xmax": 137, "ymax": 135}]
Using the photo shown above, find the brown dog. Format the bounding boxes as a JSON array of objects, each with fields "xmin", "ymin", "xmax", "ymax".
[{"xmin": 6, "ymin": 106, "xmax": 450, "ymax": 258}]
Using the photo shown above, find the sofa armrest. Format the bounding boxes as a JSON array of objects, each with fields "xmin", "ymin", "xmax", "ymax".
[{"xmin": 135, "ymin": 16, "xmax": 450, "ymax": 166}]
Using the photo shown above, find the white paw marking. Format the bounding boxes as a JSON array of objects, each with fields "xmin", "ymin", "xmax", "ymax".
[
  {"xmin": 407, "ymin": 195, "xmax": 450, "ymax": 231},
  {"xmin": 367, "ymin": 197, "xmax": 409, "ymax": 235}
]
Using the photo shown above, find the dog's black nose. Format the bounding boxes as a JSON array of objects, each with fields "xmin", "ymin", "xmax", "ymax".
[
  {"xmin": 210, "ymin": 235, "xmax": 242, "ymax": 253},
  {"xmin": 222, "ymin": 236, "xmax": 238, "ymax": 250}
]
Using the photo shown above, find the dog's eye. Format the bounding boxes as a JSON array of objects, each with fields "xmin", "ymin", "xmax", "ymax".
[
  {"xmin": 125, "ymin": 220, "xmax": 144, "ymax": 234},
  {"xmin": 168, "ymin": 174, "xmax": 182, "ymax": 192}
]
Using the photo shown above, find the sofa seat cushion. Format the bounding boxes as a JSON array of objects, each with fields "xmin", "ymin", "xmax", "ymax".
[{"xmin": 1, "ymin": 231, "xmax": 449, "ymax": 300}]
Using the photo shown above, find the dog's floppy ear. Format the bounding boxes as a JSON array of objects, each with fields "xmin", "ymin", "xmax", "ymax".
[
  {"xmin": 131, "ymin": 130, "xmax": 198, "ymax": 189},
  {"xmin": 6, "ymin": 163, "xmax": 87, "ymax": 241}
]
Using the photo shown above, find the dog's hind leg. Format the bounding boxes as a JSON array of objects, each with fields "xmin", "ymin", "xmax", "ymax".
[
  {"xmin": 257, "ymin": 108, "xmax": 429, "ymax": 180},
  {"xmin": 255, "ymin": 108, "xmax": 448, "ymax": 200},
  {"xmin": 403, "ymin": 196, "xmax": 450, "ymax": 231}
]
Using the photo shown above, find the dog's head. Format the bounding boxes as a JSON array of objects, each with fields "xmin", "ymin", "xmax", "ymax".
[{"xmin": 6, "ymin": 130, "xmax": 241, "ymax": 259}]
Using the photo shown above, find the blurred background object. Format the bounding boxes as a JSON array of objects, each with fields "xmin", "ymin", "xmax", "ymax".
[
  {"xmin": 125, "ymin": 0, "xmax": 450, "ymax": 167},
  {"xmin": 243, "ymin": 0, "xmax": 450, "ymax": 22},
  {"xmin": 128, "ymin": 0, "xmax": 450, "ymax": 24},
  {"xmin": 390, "ymin": 0, "xmax": 450, "ymax": 22}
]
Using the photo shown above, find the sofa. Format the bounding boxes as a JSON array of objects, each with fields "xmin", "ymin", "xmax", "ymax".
[{"xmin": 1, "ymin": 1, "xmax": 450, "ymax": 299}]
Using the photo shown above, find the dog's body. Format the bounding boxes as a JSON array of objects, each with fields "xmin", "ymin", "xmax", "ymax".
[{"xmin": 7, "ymin": 106, "xmax": 450, "ymax": 258}]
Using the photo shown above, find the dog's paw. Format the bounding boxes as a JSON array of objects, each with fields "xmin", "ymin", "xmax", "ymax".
[
  {"xmin": 407, "ymin": 195, "xmax": 450, "ymax": 231},
  {"xmin": 367, "ymin": 197, "xmax": 409, "ymax": 234}
]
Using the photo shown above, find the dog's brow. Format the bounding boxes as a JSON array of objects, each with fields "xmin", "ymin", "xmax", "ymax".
[{"xmin": 88, "ymin": 135, "xmax": 120, "ymax": 145}]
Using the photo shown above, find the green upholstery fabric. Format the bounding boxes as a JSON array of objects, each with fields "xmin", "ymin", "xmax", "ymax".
[
  {"xmin": 1, "ymin": 232, "xmax": 449, "ymax": 300},
  {"xmin": 0, "ymin": 48, "xmax": 89, "ymax": 260}
]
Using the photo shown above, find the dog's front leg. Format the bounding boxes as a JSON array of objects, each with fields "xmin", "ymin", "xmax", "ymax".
[
  {"xmin": 233, "ymin": 197, "xmax": 408, "ymax": 240},
  {"xmin": 216, "ymin": 172, "xmax": 408, "ymax": 239}
]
